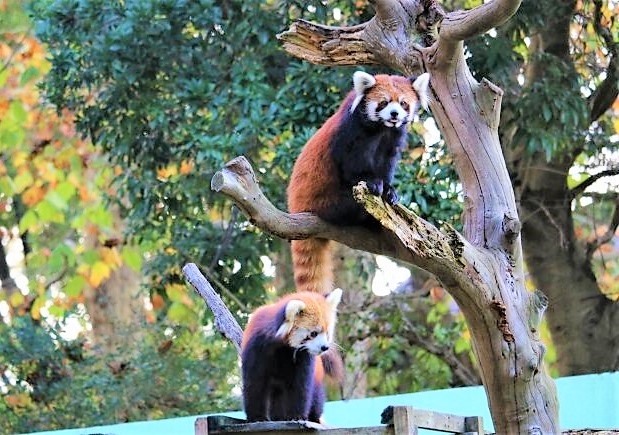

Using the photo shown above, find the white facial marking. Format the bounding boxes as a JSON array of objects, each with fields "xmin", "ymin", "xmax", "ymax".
[
  {"xmin": 377, "ymin": 101, "xmax": 409, "ymax": 128},
  {"xmin": 304, "ymin": 332, "xmax": 330, "ymax": 355}
]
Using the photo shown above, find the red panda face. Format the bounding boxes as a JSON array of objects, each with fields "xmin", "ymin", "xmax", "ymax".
[
  {"xmin": 351, "ymin": 71, "xmax": 430, "ymax": 128},
  {"xmin": 275, "ymin": 288, "xmax": 342, "ymax": 355}
]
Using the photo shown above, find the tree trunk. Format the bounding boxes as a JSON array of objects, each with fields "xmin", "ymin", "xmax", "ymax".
[
  {"xmin": 507, "ymin": 0, "xmax": 619, "ymax": 376},
  {"xmin": 83, "ymin": 210, "xmax": 144, "ymax": 354},
  {"xmin": 211, "ymin": 0, "xmax": 561, "ymax": 431}
]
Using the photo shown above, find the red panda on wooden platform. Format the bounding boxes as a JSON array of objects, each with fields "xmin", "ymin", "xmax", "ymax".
[
  {"xmin": 287, "ymin": 71, "xmax": 431, "ymax": 294},
  {"xmin": 241, "ymin": 288, "xmax": 343, "ymax": 423}
]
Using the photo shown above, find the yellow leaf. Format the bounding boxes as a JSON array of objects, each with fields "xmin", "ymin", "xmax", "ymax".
[
  {"xmin": 165, "ymin": 283, "xmax": 188, "ymax": 303},
  {"xmin": 31, "ymin": 296, "xmax": 45, "ymax": 320},
  {"xmin": 410, "ymin": 147, "xmax": 425, "ymax": 161},
  {"xmin": 100, "ymin": 247, "xmax": 123, "ymax": 268},
  {"xmin": 9, "ymin": 292, "xmax": 25, "ymax": 308},
  {"xmin": 89, "ymin": 261, "xmax": 111, "ymax": 287},
  {"xmin": 157, "ymin": 164, "xmax": 178, "ymax": 181},
  {"xmin": 13, "ymin": 151, "xmax": 28, "ymax": 169}
]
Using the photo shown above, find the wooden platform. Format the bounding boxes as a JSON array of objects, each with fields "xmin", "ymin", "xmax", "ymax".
[{"xmin": 195, "ymin": 406, "xmax": 485, "ymax": 434}]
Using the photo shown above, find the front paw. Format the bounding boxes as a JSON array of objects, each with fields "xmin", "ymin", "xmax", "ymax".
[
  {"xmin": 383, "ymin": 185, "xmax": 399, "ymax": 205},
  {"xmin": 366, "ymin": 180, "xmax": 384, "ymax": 196}
]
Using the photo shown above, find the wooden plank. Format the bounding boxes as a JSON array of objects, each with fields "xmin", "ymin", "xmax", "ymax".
[
  {"xmin": 195, "ymin": 416, "xmax": 393, "ymax": 435},
  {"xmin": 382, "ymin": 406, "xmax": 485, "ymax": 433}
]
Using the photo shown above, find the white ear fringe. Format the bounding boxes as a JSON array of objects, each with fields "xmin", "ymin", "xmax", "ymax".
[
  {"xmin": 275, "ymin": 299, "xmax": 305, "ymax": 338},
  {"xmin": 353, "ymin": 71, "xmax": 376, "ymax": 95},
  {"xmin": 412, "ymin": 72, "xmax": 431, "ymax": 111},
  {"xmin": 326, "ymin": 288, "xmax": 343, "ymax": 309},
  {"xmin": 350, "ymin": 71, "xmax": 376, "ymax": 113}
]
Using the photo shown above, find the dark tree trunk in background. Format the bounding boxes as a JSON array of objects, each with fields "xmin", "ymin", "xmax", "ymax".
[{"xmin": 505, "ymin": 0, "xmax": 619, "ymax": 375}]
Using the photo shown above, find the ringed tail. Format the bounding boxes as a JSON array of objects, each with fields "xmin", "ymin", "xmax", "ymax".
[{"xmin": 291, "ymin": 238, "xmax": 333, "ymax": 294}]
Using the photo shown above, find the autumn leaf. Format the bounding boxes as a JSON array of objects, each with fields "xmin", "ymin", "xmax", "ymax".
[
  {"xmin": 156, "ymin": 164, "xmax": 178, "ymax": 180},
  {"xmin": 22, "ymin": 184, "xmax": 45, "ymax": 206},
  {"xmin": 410, "ymin": 147, "xmax": 425, "ymax": 161},
  {"xmin": 9, "ymin": 291, "xmax": 25, "ymax": 308},
  {"xmin": 151, "ymin": 293, "xmax": 165, "ymax": 310},
  {"xmin": 88, "ymin": 261, "xmax": 111, "ymax": 287},
  {"xmin": 100, "ymin": 247, "xmax": 123, "ymax": 269},
  {"xmin": 179, "ymin": 159, "xmax": 194, "ymax": 175}
]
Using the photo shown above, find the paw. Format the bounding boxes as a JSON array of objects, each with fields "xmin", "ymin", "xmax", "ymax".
[
  {"xmin": 366, "ymin": 180, "xmax": 384, "ymax": 196},
  {"xmin": 383, "ymin": 185, "xmax": 399, "ymax": 205}
]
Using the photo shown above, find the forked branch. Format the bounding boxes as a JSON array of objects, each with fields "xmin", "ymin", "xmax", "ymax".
[{"xmin": 211, "ymin": 156, "xmax": 473, "ymax": 285}]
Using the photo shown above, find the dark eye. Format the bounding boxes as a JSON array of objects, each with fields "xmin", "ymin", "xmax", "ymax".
[
  {"xmin": 377, "ymin": 101, "xmax": 388, "ymax": 111},
  {"xmin": 400, "ymin": 101, "xmax": 409, "ymax": 111},
  {"xmin": 309, "ymin": 331, "xmax": 318, "ymax": 338}
]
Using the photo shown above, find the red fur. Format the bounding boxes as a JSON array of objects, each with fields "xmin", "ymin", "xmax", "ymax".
[
  {"xmin": 240, "ymin": 292, "xmax": 343, "ymax": 422},
  {"xmin": 288, "ymin": 74, "xmax": 422, "ymax": 294},
  {"xmin": 287, "ymin": 94, "xmax": 352, "ymax": 294}
]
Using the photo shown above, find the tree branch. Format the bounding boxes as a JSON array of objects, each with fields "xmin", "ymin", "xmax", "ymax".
[
  {"xmin": 211, "ymin": 156, "xmax": 473, "ymax": 283},
  {"xmin": 276, "ymin": 21, "xmax": 376, "ymax": 66},
  {"xmin": 570, "ymin": 168, "xmax": 619, "ymax": 198},
  {"xmin": 586, "ymin": 197, "xmax": 619, "ymax": 262},
  {"xmin": 439, "ymin": 0, "xmax": 522, "ymax": 42},
  {"xmin": 588, "ymin": 0, "xmax": 619, "ymax": 122},
  {"xmin": 182, "ymin": 263, "xmax": 243, "ymax": 353}
]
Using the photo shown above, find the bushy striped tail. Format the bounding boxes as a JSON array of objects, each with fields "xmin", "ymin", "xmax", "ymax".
[
  {"xmin": 321, "ymin": 348, "xmax": 344, "ymax": 382},
  {"xmin": 291, "ymin": 238, "xmax": 333, "ymax": 294}
]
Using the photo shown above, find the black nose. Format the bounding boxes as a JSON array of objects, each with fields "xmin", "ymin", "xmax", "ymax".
[
  {"xmin": 390, "ymin": 110, "xmax": 398, "ymax": 118},
  {"xmin": 321, "ymin": 345, "xmax": 329, "ymax": 352}
]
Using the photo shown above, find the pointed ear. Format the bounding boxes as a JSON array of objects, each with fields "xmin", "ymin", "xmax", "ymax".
[
  {"xmin": 353, "ymin": 71, "xmax": 376, "ymax": 95},
  {"xmin": 325, "ymin": 288, "xmax": 343, "ymax": 310},
  {"xmin": 284, "ymin": 300, "xmax": 305, "ymax": 320},
  {"xmin": 411, "ymin": 72, "xmax": 431, "ymax": 111},
  {"xmin": 275, "ymin": 299, "xmax": 306, "ymax": 338}
]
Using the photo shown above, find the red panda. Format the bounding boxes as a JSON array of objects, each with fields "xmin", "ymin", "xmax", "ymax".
[
  {"xmin": 241, "ymin": 288, "xmax": 343, "ymax": 422},
  {"xmin": 287, "ymin": 71, "xmax": 431, "ymax": 293}
]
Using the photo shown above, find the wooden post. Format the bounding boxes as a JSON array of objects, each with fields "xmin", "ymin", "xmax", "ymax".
[{"xmin": 392, "ymin": 407, "xmax": 417, "ymax": 435}]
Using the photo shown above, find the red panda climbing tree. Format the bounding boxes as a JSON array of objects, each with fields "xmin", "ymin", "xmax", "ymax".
[{"xmin": 210, "ymin": 0, "xmax": 560, "ymax": 433}]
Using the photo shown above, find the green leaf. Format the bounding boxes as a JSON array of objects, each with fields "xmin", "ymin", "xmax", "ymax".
[
  {"xmin": 542, "ymin": 105, "xmax": 552, "ymax": 122},
  {"xmin": 167, "ymin": 302, "xmax": 198, "ymax": 326},
  {"xmin": 55, "ymin": 181, "xmax": 77, "ymax": 201},
  {"xmin": 45, "ymin": 190, "xmax": 68, "ymax": 210},
  {"xmin": 9, "ymin": 101, "xmax": 27, "ymax": 124},
  {"xmin": 13, "ymin": 172, "xmax": 34, "ymax": 194},
  {"xmin": 121, "ymin": 246, "xmax": 143, "ymax": 271},
  {"xmin": 34, "ymin": 200, "xmax": 65, "ymax": 223},
  {"xmin": 64, "ymin": 275, "xmax": 87, "ymax": 297},
  {"xmin": 454, "ymin": 336, "xmax": 470, "ymax": 354},
  {"xmin": 19, "ymin": 209, "xmax": 38, "ymax": 232},
  {"xmin": 20, "ymin": 66, "xmax": 41, "ymax": 85},
  {"xmin": 48, "ymin": 304, "xmax": 66, "ymax": 318}
]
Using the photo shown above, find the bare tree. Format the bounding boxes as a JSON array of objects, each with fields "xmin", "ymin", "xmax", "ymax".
[{"xmin": 210, "ymin": 0, "xmax": 560, "ymax": 432}]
